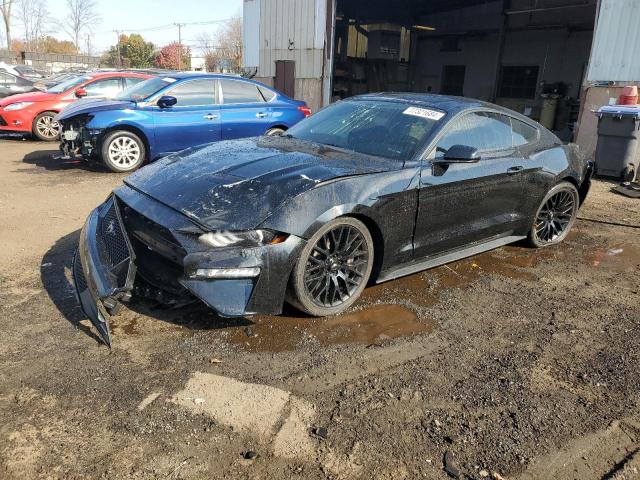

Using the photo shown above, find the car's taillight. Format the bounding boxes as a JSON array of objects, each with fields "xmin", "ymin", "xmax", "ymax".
[{"xmin": 298, "ymin": 105, "xmax": 312, "ymax": 117}]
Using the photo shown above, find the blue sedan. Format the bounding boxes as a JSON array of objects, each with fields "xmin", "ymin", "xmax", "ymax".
[{"xmin": 56, "ymin": 73, "xmax": 311, "ymax": 172}]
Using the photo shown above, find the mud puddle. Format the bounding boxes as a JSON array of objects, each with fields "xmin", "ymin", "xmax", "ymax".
[{"xmin": 227, "ymin": 304, "xmax": 432, "ymax": 352}]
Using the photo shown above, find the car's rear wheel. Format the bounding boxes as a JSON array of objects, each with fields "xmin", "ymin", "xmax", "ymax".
[
  {"xmin": 101, "ymin": 131, "xmax": 146, "ymax": 173},
  {"xmin": 288, "ymin": 217, "xmax": 374, "ymax": 316},
  {"xmin": 32, "ymin": 111, "xmax": 60, "ymax": 141},
  {"xmin": 265, "ymin": 127, "xmax": 286, "ymax": 136},
  {"xmin": 528, "ymin": 181, "xmax": 579, "ymax": 248}
]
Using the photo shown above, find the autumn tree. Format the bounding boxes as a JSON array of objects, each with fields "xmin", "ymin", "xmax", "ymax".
[
  {"xmin": 62, "ymin": 0, "xmax": 100, "ymax": 53},
  {"xmin": 154, "ymin": 42, "xmax": 190, "ymax": 70},
  {"xmin": 104, "ymin": 34, "xmax": 155, "ymax": 68},
  {"xmin": 40, "ymin": 36, "xmax": 77, "ymax": 54}
]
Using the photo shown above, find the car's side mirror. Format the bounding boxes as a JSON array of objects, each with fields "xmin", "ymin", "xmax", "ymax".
[
  {"xmin": 75, "ymin": 88, "xmax": 87, "ymax": 98},
  {"xmin": 157, "ymin": 95, "xmax": 177, "ymax": 108},
  {"xmin": 435, "ymin": 144, "xmax": 481, "ymax": 163}
]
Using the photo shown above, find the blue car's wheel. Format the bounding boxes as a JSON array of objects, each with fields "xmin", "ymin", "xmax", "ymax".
[
  {"xmin": 288, "ymin": 217, "xmax": 374, "ymax": 316},
  {"xmin": 101, "ymin": 130, "xmax": 146, "ymax": 173}
]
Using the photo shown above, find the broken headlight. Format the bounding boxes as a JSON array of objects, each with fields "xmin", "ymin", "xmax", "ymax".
[{"xmin": 198, "ymin": 229, "xmax": 287, "ymax": 248}]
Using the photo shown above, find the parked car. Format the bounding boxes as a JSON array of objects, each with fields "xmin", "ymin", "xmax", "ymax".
[
  {"xmin": 0, "ymin": 62, "xmax": 46, "ymax": 80},
  {"xmin": 56, "ymin": 73, "xmax": 312, "ymax": 172},
  {"xmin": 0, "ymin": 71, "xmax": 152, "ymax": 141},
  {"xmin": 72, "ymin": 93, "xmax": 593, "ymax": 346},
  {"xmin": 0, "ymin": 71, "xmax": 39, "ymax": 99}
]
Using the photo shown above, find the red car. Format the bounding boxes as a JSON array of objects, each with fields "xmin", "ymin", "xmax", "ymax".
[{"xmin": 0, "ymin": 71, "xmax": 152, "ymax": 141}]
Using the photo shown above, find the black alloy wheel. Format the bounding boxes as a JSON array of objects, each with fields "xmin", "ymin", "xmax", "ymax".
[
  {"xmin": 529, "ymin": 181, "xmax": 579, "ymax": 247},
  {"xmin": 289, "ymin": 217, "xmax": 374, "ymax": 316}
]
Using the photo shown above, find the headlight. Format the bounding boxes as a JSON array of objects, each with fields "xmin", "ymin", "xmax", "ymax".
[
  {"xmin": 198, "ymin": 229, "xmax": 287, "ymax": 248},
  {"xmin": 4, "ymin": 101, "xmax": 34, "ymax": 111}
]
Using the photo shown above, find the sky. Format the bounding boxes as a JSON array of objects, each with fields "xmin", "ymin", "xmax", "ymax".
[{"xmin": 38, "ymin": 0, "xmax": 243, "ymax": 54}]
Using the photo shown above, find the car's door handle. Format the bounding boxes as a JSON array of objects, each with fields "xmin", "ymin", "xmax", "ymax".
[
  {"xmin": 507, "ymin": 166, "xmax": 524, "ymax": 175},
  {"xmin": 256, "ymin": 112, "xmax": 268, "ymax": 118},
  {"xmin": 204, "ymin": 114, "xmax": 219, "ymax": 120}
]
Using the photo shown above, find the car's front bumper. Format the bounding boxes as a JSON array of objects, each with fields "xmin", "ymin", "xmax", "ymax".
[
  {"xmin": 0, "ymin": 108, "xmax": 33, "ymax": 133},
  {"xmin": 73, "ymin": 190, "xmax": 306, "ymax": 347}
]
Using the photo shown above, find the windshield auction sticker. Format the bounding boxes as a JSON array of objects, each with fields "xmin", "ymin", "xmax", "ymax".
[
  {"xmin": 403, "ymin": 107, "xmax": 445, "ymax": 121},
  {"xmin": 162, "ymin": 77, "xmax": 178, "ymax": 83}
]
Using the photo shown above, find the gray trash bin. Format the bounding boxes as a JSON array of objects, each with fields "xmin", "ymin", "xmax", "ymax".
[{"xmin": 595, "ymin": 105, "xmax": 640, "ymax": 181}]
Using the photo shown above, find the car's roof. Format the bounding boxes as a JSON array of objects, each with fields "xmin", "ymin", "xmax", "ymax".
[
  {"xmin": 87, "ymin": 71, "xmax": 153, "ymax": 79},
  {"xmin": 350, "ymin": 92, "xmax": 540, "ymax": 126},
  {"xmin": 351, "ymin": 92, "xmax": 507, "ymax": 114}
]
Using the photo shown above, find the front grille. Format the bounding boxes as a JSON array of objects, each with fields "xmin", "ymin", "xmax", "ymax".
[
  {"xmin": 0, "ymin": 115, "xmax": 7, "ymax": 126},
  {"xmin": 99, "ymin": 203, "xmax": 129, "ymax": 267},
  {"xmin": 96, "ymin": 198, "xmax": 132, "ymax": 287},
  {"xmin": 73, "ymin": 251, "xmax": 88, "ymax": 291}
]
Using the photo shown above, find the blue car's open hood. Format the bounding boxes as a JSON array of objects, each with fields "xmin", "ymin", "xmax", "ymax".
[
  {"xmin": 121, "ymin": 136, "xmax": 399, "ymax": 231},
  {"xmin": 56, "ymin": 99, "xmax": 137, "ymax": 120}
]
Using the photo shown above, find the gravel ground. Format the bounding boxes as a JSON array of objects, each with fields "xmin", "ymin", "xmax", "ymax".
[{"xmin": 0, "ymin": 139, "xmax": 638, "ymax": 480}]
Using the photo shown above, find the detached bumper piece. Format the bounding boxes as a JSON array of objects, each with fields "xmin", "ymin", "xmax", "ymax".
[{"xmin": 73, "ymin": 196, "xmax": 136, "ymax": 347}]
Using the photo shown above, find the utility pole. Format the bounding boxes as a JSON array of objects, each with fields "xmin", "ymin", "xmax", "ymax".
[{"xmin": 174, "ymin": 23, "xmax": 185, "ymax": 70}]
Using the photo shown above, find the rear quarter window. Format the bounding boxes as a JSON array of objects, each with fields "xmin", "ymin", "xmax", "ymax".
[{"xmin": 512, "ymin": 118, "xmax": 539, "ymax": 146}]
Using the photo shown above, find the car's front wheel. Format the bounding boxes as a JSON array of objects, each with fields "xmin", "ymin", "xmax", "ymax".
[
  {"xmin": 288, "ymin": 217, "xmax": 374, "ymax": 316},
  {"xmin": 528, "ymin": 181, "xmax": 579, "ymax": 248},
  {"xmin": 101, "ymin": 131, "xmax": 146, "ymax": 173},
  {"xmin": 32, "ymin": 111, "xmax": 60, "ymax": 141}
]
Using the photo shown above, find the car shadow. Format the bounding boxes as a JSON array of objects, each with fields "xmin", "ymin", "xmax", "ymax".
[
  {"xmin": 42, "ymin": 231, "xmax": 255, "ymax": 345},
  {"xmin": 40, "ymin": 230, "xmax": 102, "ymax": 344},
  {"xmin": 23, "ymin": 149, "xmax": 110, "ymax": 172}
]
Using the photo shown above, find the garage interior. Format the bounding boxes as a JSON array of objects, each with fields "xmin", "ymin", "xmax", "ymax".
[{"xmin": 331, "ymin": 0, "xmax": 597, "ymax": 141}]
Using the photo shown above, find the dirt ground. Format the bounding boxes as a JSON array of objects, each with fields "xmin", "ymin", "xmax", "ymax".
[{"xmin": 0, "ymin": 138, "xmax": 639, "ymax": 480}]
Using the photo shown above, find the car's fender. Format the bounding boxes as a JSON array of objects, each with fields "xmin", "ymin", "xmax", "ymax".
[{"xmin": 260, "ymin": 167, "xmax": 421, "ymax": 272}]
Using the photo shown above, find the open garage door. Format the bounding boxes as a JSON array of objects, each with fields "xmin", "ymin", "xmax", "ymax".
[{"xmin": 331, "ymin": 0, "xmax": 597, "ymax": 140}]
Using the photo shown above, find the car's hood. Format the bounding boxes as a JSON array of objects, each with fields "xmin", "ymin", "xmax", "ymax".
[
  {"xmin": 0, "ymin": 90, "xmax": 58, "ymax": 106},
  {"xmin": 57, "ymin": 99, "xmax": 136, "ymax": 120},
  {"xmin": 122, "ymin": 136, "xmax": 399, "ymax": 231}
]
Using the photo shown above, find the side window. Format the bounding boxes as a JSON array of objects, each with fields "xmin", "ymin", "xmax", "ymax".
[
  {"xmin": 511, "ymin": 118, "xmax": 538, "ymax": 146},
  {"xmin": 436, "ymin": 112, "xmax": 513, "ymax": 157},
  {"xmin": 221, "ymin": 80, "xmax": 264, "ymax": 104},
  {"xmin": 166, "ymin": 79, "xmax": 216, "ymax": 106},
  {"xmin": 124, "ymin": 77, "xmax": 145, "ymax": 88},
  {"xmin": 84, "ymin": 78, "xmax": 123, "ymax": 97}
]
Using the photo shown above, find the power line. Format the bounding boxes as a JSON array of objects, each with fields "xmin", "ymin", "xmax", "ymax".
[{"xmin": 97, "ymin": 18, "xmax": 233, "ymax": 35}]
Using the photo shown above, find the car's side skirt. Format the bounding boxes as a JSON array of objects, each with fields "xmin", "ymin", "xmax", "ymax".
[{"xmin": 377, "ymin": 235, "xmax": 527, "ymax": 283}]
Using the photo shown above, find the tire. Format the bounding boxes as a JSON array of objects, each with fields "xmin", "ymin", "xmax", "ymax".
[
  {"xmin": 32, "ymin": 111, "xmax": 60, "ymax": 141},
  {"xmin": 527, "ymin": 181, "xmax": 579, "ymax": 248},
  {"xmin": 101, "ymin": 130, "xmax": 146, "ymax": 173},
  {"xmin": 265, "ymin": 127, "xmax": 286, "ymax": 136},
  {"xmin": 288, "ymin": 217, "xmax": 374, "ymax": 316}
]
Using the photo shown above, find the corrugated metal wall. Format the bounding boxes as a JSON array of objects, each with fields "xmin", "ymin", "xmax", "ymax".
[
  {"xmin": 587, "ymin": 0, "xmax": 640, "ymax": 82},
  {"xmin": 254, "ymin": 0, "xmax": 327, "ymax": 79},
  {"xmin": 243, "ymin": 0, "xmax": 261, "ymax": 68}
]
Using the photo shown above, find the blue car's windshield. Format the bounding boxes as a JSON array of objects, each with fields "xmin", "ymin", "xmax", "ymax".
[
  {"xmin": 286, "ymin": 100, "xmax": 445, "ymax": 161},
  {"xmin": 46, "ymin": 75, "xmax": 91, "ymax": 93},
  {"xmin": 115, "ymin": 76, "xmax": 176, "ymax": 101}
]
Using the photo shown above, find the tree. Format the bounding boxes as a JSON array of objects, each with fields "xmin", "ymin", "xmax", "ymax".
[
  {"xmin": 62, "ymin": 0, "xmax": 100, "ymax": 53},
  {"xmin": 103, "ymin": 33, "xmax": 155, "ymax": 68},
  {"xmin": 154, "ymin": 42, "xmax": 190, "ymax": 70},
  {"xmin": 1, "ymin": 0, "xmax": 16, "ymax": 50},
  {"xmin": 196, "ymin": 16, "xmax": 242, "ymax": 73},
  {"xmin": 18, "ymin": 0, "xmax": 50, "ymax": 52},
  {"xmin": 215, "ymin": 16, "xmax": 242, "ymax": 72},
  {"xmin": 40, "ymin": 36, "xmax": 76, "ymax": 54}
]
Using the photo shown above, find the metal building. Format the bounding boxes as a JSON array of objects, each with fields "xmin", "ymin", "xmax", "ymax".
[{"xmin": 243, "ymin": 0, "xmax": 640, "ymax": 158}]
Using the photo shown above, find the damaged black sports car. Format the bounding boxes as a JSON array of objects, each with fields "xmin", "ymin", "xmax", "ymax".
[{"xmin": 73, "ymin": 93, "xmax": 593, "ymax": 346}]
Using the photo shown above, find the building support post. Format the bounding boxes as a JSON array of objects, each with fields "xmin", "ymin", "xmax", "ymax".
[{"xmin": 491, "ymin": 0, "xmax": 510, "ymax": 102}]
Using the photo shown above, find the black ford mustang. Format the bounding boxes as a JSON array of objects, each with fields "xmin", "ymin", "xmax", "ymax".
[{"xmin": 73, "ymin": 93, "xmax": 592, "ymax": 346}]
